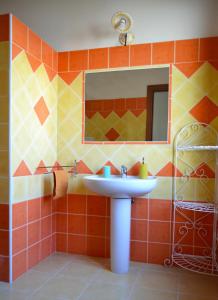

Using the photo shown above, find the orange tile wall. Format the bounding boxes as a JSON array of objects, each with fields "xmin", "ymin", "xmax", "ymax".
[
  {"xmin": 85, "ymin": 97, "xmax": 147, "ymax": 141},
  {"xmin": 0, "ymin": 13, "xmax": 10, "ymax": 282},
  {"xmin": 12, "ymin": 197, "xmax": 55, "ymax": 280},
  {"xmin": 2, "ymin": 13, "xmax": 218, "ymax": 281}
]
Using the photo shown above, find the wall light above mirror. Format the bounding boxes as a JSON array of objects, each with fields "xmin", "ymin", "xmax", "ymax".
[{"xmin": 84, "ymin": 65, "xmax": 170, "ymax": 143}]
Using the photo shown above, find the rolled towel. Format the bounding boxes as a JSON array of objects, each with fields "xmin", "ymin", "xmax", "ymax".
[{"xmin": 53, "ymin": 170, "xmax": 68, "ymax": 199}]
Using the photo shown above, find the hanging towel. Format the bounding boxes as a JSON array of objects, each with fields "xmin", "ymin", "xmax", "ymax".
[{"xmin": 53, "ymin": 170, "xmax": 68, "ymax": 199}]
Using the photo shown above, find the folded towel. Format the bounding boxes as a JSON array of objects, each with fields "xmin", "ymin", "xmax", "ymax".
[{"xmin": 53, "ymin": 170, "xmax": 68, "ymax": 199}]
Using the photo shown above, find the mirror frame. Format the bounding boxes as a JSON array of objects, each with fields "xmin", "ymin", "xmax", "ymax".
[{"xmin": 82, "ymin": 64, "xmax": 171, "ymax": 145}]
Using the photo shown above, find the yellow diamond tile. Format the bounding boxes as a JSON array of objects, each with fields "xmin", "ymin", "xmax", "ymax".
[
  {"xmin": 191, "ymin": 62, "xmax": 218, "ymax": 93},
  {"xmin": 70, "ymin": 72, "xmax": 83, "ymax": 98},
  {"xmin": 208, "ymin": 83, "xmax": 218, "ymax": 105},
  {"xmin": 172, "ymin": 66, "xmax": 187, "ymax": 95},
  {"xmin": 35, "ymin": 64, "xmax": 50, "ymax": 91},
  {"xmin": 13, "ymin": 52, "xmax": 33, "ymax": 84}
]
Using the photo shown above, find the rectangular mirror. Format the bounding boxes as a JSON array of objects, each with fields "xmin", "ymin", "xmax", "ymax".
[{"xmin": 84, "ymin": 66, "xmax": 169, "ymax": 142}]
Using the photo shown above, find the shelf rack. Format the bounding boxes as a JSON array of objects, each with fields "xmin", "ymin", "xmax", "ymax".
[{"xmin": 172, "ymin": 122, "xmax": 218, "ymax": 276}]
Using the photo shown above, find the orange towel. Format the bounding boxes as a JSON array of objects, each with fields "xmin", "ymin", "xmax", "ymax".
[{"xmin": 53, "ymin": 170, "xmax": 68, "ymax": 199}]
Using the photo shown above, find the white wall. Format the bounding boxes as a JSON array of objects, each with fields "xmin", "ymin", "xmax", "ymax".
[{"xmin": 0, "ymin": 0, "xmax": 217, "ymax": 51}]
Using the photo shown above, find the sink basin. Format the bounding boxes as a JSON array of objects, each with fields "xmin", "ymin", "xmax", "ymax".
[
  {"xmin": 83, "ymin": 174, "xmax": 157, "ymax": 274},
  {"xmin": 83, "ymin": 175, "xmax": 157, "ymax": 198}
]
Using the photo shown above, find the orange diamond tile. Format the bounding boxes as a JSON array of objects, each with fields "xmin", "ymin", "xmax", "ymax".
[
  {"xmin": 105, "ymin": 128, "xmax": 120, "ymax": 141},
  {"xmin": 26, "ymin": 53, "xmax": 41, "ymax": 72},
  {"xmin": 190, "ymin": 163, "xmax": 215, "ymax": 178},
  {"xmin": 156, "ymin": 162, "xmax": 183, "ymax": 177},
  {"xmin": 76, "ymin": 160, "xmax": 93, "ymax": 174},
  {"xmin": 175, "ymin": 62, "xmax": 204, "ymax": 78},
  {"xmin": 34, "ymin": 97, "xmax": 49, "ymax": 125},
  {"xmin": 34, "ymin": 160, "xmax": 48, "ymax": 175},
  {"xmin": 13, "ymin": 161, "xmax": 32, "ymax": 177},
  {"xmin": 189, "ymin": 96, "xmax": 218, "ymax": 124}
]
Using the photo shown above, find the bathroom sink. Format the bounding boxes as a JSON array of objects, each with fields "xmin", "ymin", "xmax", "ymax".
[
  {"xmin": 83, "ymin": 175, "xmax": 157, "ymax": 198},
  {"xmin": 83, "ymin": 174, "xmax": 157, "ymax": 274}
]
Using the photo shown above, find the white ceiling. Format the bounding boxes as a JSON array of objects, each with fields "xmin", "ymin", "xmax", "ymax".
[{"xmin": 0, "ymin": 0, "xmax": 218, "ymax": 51}]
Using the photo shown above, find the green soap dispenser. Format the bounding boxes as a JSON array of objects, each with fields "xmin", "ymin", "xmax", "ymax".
[{"xmin": 139, "ymin": 157, "xmax": 148, "ymax": 179}]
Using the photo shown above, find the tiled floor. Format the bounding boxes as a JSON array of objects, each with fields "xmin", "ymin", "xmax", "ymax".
[{"xmin": 0, "ymin": 253, "xmax": 218, "ymax": 300}]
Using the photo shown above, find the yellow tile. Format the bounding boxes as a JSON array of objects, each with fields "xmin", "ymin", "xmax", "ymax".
[{"xmin": 12, "ymin": 52, "xmax": 33, "ymax": 85}]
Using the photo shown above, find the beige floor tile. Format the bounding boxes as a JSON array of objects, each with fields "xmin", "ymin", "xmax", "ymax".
[
  {"xmin": 178, "ymin": 273, "xmax": 218, "ymax": 298},
  {"xmin": 0, "ymin": 287, "xmax": 30, "ymax": 300},
  {"xmin": 130, "ymin": 286, "xmax": 177, "ymax": 300},
  {"xmin": 79, "ymin": 281, "xmax": 131, "ymax": 300},
  {"xmin": 93, "ymin": 265, "xmax": 139, "ymax": 287},
  {"xmin": 32, "ymin": 256, "xmax": 69, "ymax": 273},
  {"xmin": 11, "ymin": 270, "xmax": 51, "ymax": 293},
  {"xmin": 31, "ymin": 274, "xmax": 88, "ymax": 300},
  {"xmin": 60, "ymin": 260, "xmax": 105, "ymax": 281},
  {"xmin": 135, "ymin": 269, "xmax": 179, "ymax": 292}
]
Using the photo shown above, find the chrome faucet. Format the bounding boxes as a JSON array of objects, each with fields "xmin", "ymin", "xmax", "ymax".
[{"xmin": 121, "ymin": 165, "xmax": 127, "ymax": 178}]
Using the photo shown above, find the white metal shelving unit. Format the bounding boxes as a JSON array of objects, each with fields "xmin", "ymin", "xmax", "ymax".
[{"xmin": 172, "ymin": 122, "xmax": 218, "ymax": 275}]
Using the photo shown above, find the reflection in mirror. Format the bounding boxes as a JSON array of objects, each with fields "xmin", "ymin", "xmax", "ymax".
[{"xmin": 85, "ymin": 67, "xmax": 169, "ymax": 142}]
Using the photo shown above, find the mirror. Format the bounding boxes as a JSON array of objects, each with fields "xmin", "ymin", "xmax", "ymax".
[{"xmin": 84, "ymin": 66, "xmax": 169, "ymax": 142}]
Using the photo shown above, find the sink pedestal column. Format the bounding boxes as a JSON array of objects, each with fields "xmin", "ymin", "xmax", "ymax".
[{"xmin": 110, "ymin": 197, "xmax": 131, "ymax": 273}]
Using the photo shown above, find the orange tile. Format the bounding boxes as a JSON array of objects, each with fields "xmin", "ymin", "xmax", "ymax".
[
  {"xmin": 58, "ymin": 52, "xmax": 69, "ymax": 72},
  {"xmin": 89, "ymin": 48, "xmax": 108, "ymax": 69},
  {"xmin": 12, "ymin": 43, "xmax": 23, "ymax": 60},
  {"xmin": 56, "ymin": 196, "xmax": 67, "ymax": 213},
  {"xmin": 0, "ymin": 14, "xmax": 9, "ymax": 41},
  {"xmin": 147, "ymin": 243, "xmax": 171, "ymax": 265},
  {"xmin": 131, "ymin": 220, "xmax": 147, "ymax": 241},
  {"xmin": 0, "ymin": 256, "xmax": 9, "ymax": 282},
  {"xmin": 109, "ymin": 46, "xmax": 129, "ymax": 68},
  {"xmin": 87, "ymin": 195, "xmax": 106, "ymax": 216},
  {"xmin": 156, "ymin": 162, "xmax": 182, "ymax": 177},
  {"xmin": 12, "ymin": 16, "xmax": 28, "ymax": 49},
  {"xmin": 148, "ymin": 221, "xmax": 171, "ymax": 243},
  {"xmin": 13, "ymin": 226, "xmax": 27, "ymax": 254},
  {"xmin": 51, "ymin": 234, "xmax": 56, "ymax": 252},
  {"xmin": 44, "ymin": 65, "xmax": 56, "ymax": 81},
  {"xmin": 41, "ymin": 196, "xmax": 52, "ymax": 217},
  {"xmin": 105, "ymin": 238, "xmax": 110, "ymax": 258},
  {"xmin": 28, "ymin": 220, "xmax": 40, "ymax": 246},
  {"xmin": 41, "ymin": 216, "xmax": 52, "ymax": 239},
  {"xmin": 52, "ymin": 214, "xmax": 56, "ymax": 233},
  {"xmin": 87, "ymin": 216, "xmax": 105, "ymax": 236},
  {"xmin": 68, "ymin": 234, "xmax": 86, "ymax": 254},
  {"xmin": 175, "ymin": 39, "xmax": 199, "ymax": 63},
  {"xmin": 87, "ymin": 236, "xmax": 105, "ymax": 257},
  {"xmin": 13, "ymin": 250, "xmax": 27, "ymax": 281},
  {"xmin": 149, "ymin": 199, "xmax": 171, "ymax": 221},
  {"xmin": 126, "ymin": 98, "xmax": 137, "ymax": 110},
  {"xmin": 105, "ymin": 217, "xmax": 110, "ymax": 238},
  {"xmin": 53, "ymin": 50, "xmax": 58, "ymax": 71},
  {"xmin": 56, "ymin": 213, "xmax": 67, "ymax": 233},
  {"xmin": 152, "ymin": 41, "xmax": 174, "ymax": 64},
  {"xmin": 76, "ymin": 160, "xmax": 93, "ymax": 174},
  {"xmin": 175, "ymin": 62, "xmax": 203, "ymax": 78},
  {"xmin": 28, "ymin": 243, "xmax": 40, "ymax": 269},
  {"xmin": 106, "ymin": 198, "xmax": 110, "ymax": 216},
  {"xmin": 58, "ymin": 71, "xmax": 80, "ymax": 85},
  {"xmin": 28, "ymin": 29, "xmax": 41, "ymax": 60},
  {"xmin": 0, "ymin": 204, "xmax": 9, "ymax": 230},
  {"xmin": 130, "ymin": 43, "xmax": 151, "ymax": 66},
  {"xmin": 28, "ymin": 198, "xmax": 40, "ymax": 222},
  {"xmin": 68, "ymin": 215, "xmax": 86, "ymax": 234},
  {"xmin": 200, "ymin": 37, "xmax": 218, "ymax": 61},
  {"xmin": 42, "ymin": 41, "xmax": 53, "ymax": 68},
  {"xmin": 130, "ymin": 241, "xmax": 147, "ymax": 262},
  {"xmin": 194, "ymin": 225, "xmax": 213, "ymax": 248},
  {"xmin": 26, "ymin": 53, "xmax": 41, "ymax": 72},
  {"xmin": 114, "ymin": 98, "xmax": 126, "ymax": 111},
  {"xmin": 41, "ymin": 236, "xmax": 52, "ymax": 260},
  {"xmin": 131, "ymin": 198, "xmax": 148, "ymax": 219},
  {"xmin": 56, "ymin": 233, "xmax": 67, "ymax": 252},
  {"xmin": 189, "ymin": 96, "xmax": 218, "ymax": 124},
  {"xmin": 68, "ymin": 194, "xmax": 86, "ymax": 214},
  {"xmin": 175, "ymin": 208, "xmax": 194, "ymax": 223},
  {"xmin": 0, "ymin": 230, "xmax": 9, "ymax": 256},
  {"xmin": 13, "ymin": 160, "xmax": 32, "ymax": 176},
  {"xmin": 13, "ymin": 201, "xmax": 27, "ymax": 228},
  {"xmin": 175, "ymin": 222, "xmax": 193, "ymax": 245},
  {"xmin": 34, "ymin": 96, "xmax": 50, "ymax": 125},
  {"xmin": 69, "ymin": 50, "xmax": 88, "ymax": 71}
]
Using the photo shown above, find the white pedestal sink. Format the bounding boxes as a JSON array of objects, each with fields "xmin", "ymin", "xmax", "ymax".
[{"xmin": 83, "ymin": 175, "xmax": 157, "ymax": 273}]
